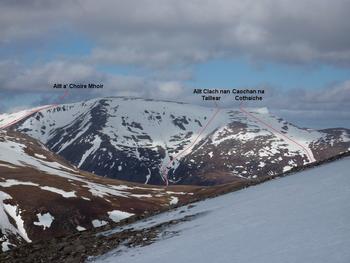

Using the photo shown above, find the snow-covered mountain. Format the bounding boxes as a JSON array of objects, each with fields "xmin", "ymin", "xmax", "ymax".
[
  {"xmin": 5, "ymin": 97, "xmax": 350, "ymax": 185},
  {"xmin": 0, "ymin": 129, "xmax": 199, "ymax": 252},
  {"xmin": 90, "ymin": 156, "xmax": 350, "ymax": 263}
]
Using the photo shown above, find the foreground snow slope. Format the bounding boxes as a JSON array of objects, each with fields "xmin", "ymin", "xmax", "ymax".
[{"xmin": 92, "ymin": 157, "xmax": 350, "ymax": 263}]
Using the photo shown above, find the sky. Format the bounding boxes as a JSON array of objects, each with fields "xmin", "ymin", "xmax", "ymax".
[{"xmin": 0, "ymin": 0, "xmax": 349, "ymax": 128}]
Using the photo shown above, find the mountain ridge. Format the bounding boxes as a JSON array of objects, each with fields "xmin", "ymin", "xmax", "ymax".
[{"xmin": 3, "ymin": 96, "xmax": 348, "ymax": 185}]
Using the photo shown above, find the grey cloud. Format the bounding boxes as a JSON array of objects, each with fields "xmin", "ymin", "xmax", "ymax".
[
  {"xmin": 1, "ymin": 0, "xmax": 350, "ymax": 67},
  {"xmin": 0, "ymin": 59, "xmax": 188, "ymax": 109},
  {"xmin": 267, "ymin": 82, "xmax": 350, "ymax": 111},
  {"xmin": 0, "ymin": 61, "xmax": 102, "ymax": 90},
  {"xmin": 232, "ymin": 82, "xmax": 350, "ymax": 128},
  {"xmin": 210, "ymin": 80, "xmax": 349, "ymax": 112}
]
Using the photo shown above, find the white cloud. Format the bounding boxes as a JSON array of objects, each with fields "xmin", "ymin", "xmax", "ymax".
[{"xmin": 157, "ymin": 81, "xmax": 184, "ymax": 97}]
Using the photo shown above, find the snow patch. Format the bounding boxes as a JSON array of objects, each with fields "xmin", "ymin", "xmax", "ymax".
[
  {"xmin": 33, "ymin": 212, "xmax": 54, "ymax": 230},
  {"xmin": 145, "ymin": 168, "xmax": 151, "ymax": 184},
  {"xmin": 3, "ymin": 203, "xmax": 31, "ymax": 242},
  {"xmin": 92, "ymin": 219, "xmax": 108, "ymax": 228},
  {"xmin": 0, "ymin": 179, "xmax": 39, "ymax": 188},
  {"xmin": 76, "ymin": 226, "xmax": 86, "ymax": 231},
  {"xmin": 40, "ymin": 186, "xmax": 76, "ymax": 198},
  {"xmin": 78, "ymin": 136, "xmax": 102, "ymax": 167},
  {"xmin": 108, "ymin": 210, "xmax": 134, "ymax": 223},
  {"xmin": 34, "ymin": 153, "xmax": 46, "ymax": 159},
  {"xmin": 170, "ymin": 196, "xmax": 179, "ymax": 205}
]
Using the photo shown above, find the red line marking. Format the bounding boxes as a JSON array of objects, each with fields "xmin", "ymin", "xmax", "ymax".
[
  {"xmin": 59, "ymin": 90, "xmax": 69, "ymax": 101},
  {"xmin": 0, "ymin": 105, "xmax": 54, "ymax": 129},
  {"xmin": 161, "ymin": 105, "xmax": 221, "ymax": 186},
  {"xmin": 239, "ymin": 103, "xmax": 314, "ymax": 162},
  {"xmin": 0, "ymin": 90, "xmax": 69, "ymax": 130}
]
